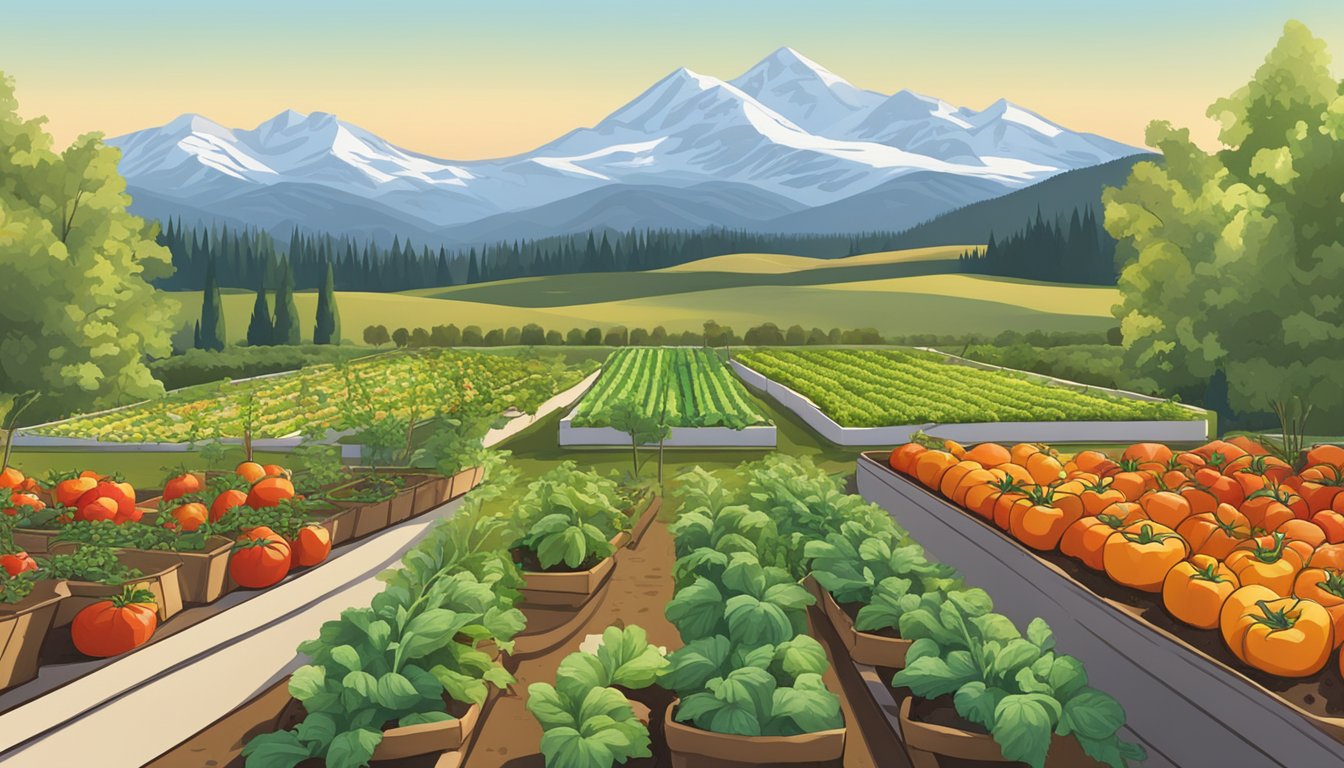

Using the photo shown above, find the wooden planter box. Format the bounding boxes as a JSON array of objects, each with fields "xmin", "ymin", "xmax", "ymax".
[
  {"xmin": 129, "ymin": 536, "xmax": 236, "ymax": 605},
  {"xmin": 12, "ymin": 528, "xmax": 55, "ymax": 554},
  {"xmin": 371, "ymin": 692, "xmax": 491, "ymax": 762},
  {"xmin": 313, "ymin": 507, "xmax": 356, "ymax": 547},
  {"xmin": 53, "ymin": 551, "xmax": 186, "ymax": 627},
  {"xmin": 802, "ymin": 576, "xmax": 910, "ymax": 669},
  {"xmin": 899, "ymin": 697, "xmax": 1101, "ymax": 768},
  {"xmin": 0, "ymin": 580, "xmax": 69, "ymax": 691},
  {"xmin": 856, "ymin": 451, "xmax": 1342, "ymax": 766},
  {"xmin": 411, "ymin": 475, "xmax": 451, "ymax": 516},
  {"xmin": 663, "ymin": 700, "xmax": 846, "ymax": 768},
  {"xmin": 512, "ymin": 552, "xmax": 617, "ymax": 658},
  {"xmin": 388, "ymin": 474, "xmax": 435, "ymax": 525}
]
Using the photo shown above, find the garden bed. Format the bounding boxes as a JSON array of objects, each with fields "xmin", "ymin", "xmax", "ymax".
[
  {"xmin": 731, "ymin": 352, "xmax": 1208, "ymax": 445},
  {"xmin": 856, "ymin": 451, "xmax": 1344, "ymax": 766}
]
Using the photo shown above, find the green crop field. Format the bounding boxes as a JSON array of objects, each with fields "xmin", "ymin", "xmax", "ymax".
[
  {"xmin": 735, "ymin": 348, "xmax": 1196, "ymax": 427},
  {"xmin": 570, "ymin": 347, "xmax": 768, "ymax": 430},
  {"xmin": 34, "ymin": 349, "xmax": 596, "ymax": 443},
  {"xmin": 171, "ymin": 264, "xmax": 1118, "ymax": 346}
]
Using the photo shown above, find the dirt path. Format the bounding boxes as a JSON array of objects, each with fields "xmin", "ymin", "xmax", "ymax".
[{"xmin": 466, "ymin": 520, "xmax": 880, "ymax": 768}]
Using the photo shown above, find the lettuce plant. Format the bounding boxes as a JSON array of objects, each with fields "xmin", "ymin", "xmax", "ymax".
[
  {"xmin": 527, "ymin": 625, "xmax": 668, "ymax": 768},
  {"xmin": 513, "ymin": 462, "xmax": 630, "ymax": 570},
  {"xmin": 892, "ymin": 597, "xmax": 1146, "ymax": 768}
]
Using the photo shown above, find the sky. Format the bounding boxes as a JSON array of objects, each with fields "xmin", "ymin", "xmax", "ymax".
[{"xmin": 3, "ymin": 1, "xmax": 1342, "ymax": 159}]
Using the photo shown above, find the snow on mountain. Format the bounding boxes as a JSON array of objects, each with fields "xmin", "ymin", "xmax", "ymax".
[{"xmin": 109, "ymin": 49, "xmax": 1143, "ymax": 243}]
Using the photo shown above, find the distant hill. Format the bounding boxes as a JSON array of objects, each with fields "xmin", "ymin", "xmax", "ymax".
[{"xmin": 885, "ymin": 154, "xmax": 1158, "ymax": 248}]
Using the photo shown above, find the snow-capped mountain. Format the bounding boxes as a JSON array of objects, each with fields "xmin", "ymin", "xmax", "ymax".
[{"xmin": 109, "ymin": 47, "xmax": 1143, "ymax": 243}]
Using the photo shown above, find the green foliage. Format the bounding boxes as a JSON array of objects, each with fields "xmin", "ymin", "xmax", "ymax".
[
  {"xmin": 246, "ymin": 278, "xmax": 274, "ymax": 347},
  {"xmin": 736, "ymin": 349, "xmax": 1193, "ymax": 428},
  {"xmin": 272, "ymin": 263, "xmax": 301, "ymax": 346},
  {"xmin": 290, "ymin": 443, "xmax": 351, "ymax": 496},
  {"xmin": 512, "ymin": 462, "xmax": 630, "ymax": 570},
  {"xmin": 314, "ymin": 262, "xmax": 341, "ymax": 345},
  {"xmin": 893, "ymin": 602, "xmax": 1144, "ymax": 768},
  {"xmin": 243, "ymin": 472, "xmax": 525, "ymax": 768},
  {"xmin": 1104, "ymin": 21, "xmax": 1344, "ymax": 437},
  {"xmin": 197, "ymin": 255, "xmax": 226, "ymax": 351},
  {"xmin": 571, "ymin": 348, "xmax": 767, "ymax": 431},
  {"xmin": 526, "ymin": 625, "xmax": 666, "ymax": 768},
  {"xmin": 38, "ymin": 544, "xmax": 141, "ymax": 584},
  {"xmin": 0, "ymin": 71, "xmax": 178, "ymax": 421}
]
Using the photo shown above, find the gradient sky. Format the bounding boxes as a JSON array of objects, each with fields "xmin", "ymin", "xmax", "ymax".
[{"xmin": 4, "ymin": 1, "xmax": 1342, "ymax": 159}]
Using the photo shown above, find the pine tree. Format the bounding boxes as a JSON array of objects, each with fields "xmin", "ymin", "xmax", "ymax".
[
  {"xmin": 314, "ymin": 261, "xmax": 341, "ymax": 345},
  {"xmin": 197, "ymin": 255, "xmax": 226, "ymax": 351},
  {"xmin": 272, "ymin": 262, "xmax": 301, "ymax": 345},
  {"xmin": 245, "ymin": 277, "xmax": 273, "ymax": 346},
  {"xmin": 467, "ymin": 250, "xmax": 480, "ymax": 283}
]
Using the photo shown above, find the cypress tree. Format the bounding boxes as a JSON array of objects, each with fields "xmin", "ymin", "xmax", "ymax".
[
  {"xmin": 467, "ymin": 250, "xmax": 480, "ymax": 283},
  {"xmin": 314, "ymin": 261, "xmax": 341, "ymax": 345},
  {"xmin": 272, "ymin": 263, "xmax": 301, "ymax": 345},
  {"xmin": 246, "ymin": 276, "xmax": 273, "ymax": 346},
  {"xmin": 197, "ymin": 255, "xmax": 225, "ymax": 351}
]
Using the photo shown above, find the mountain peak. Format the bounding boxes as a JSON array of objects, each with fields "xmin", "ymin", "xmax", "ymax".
[
  {"xmin": 729, "ymin": 48, "xmax": 883, "ymax": 133},
  {"xmin": 751, "ymin": 47, "xmax": 846, "ymax": 87}
]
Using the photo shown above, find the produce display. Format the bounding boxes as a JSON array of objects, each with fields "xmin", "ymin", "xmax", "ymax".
[
  {"xmin": 735, "ymin": 348, "xmax": 1195, "ymax": 427},
  {"xmin": 570, "ymin": 347, "xmax": 767, "ymax": 430},
  {"xmin": 32, "ymin": 350, "xmax": 596, "ymax": 443},
  {"xmin": 886, "ymin": 437, "xmax": 1344, "ymax": 685}
]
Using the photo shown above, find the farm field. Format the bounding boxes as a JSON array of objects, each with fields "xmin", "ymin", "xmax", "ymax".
[
  {"xmin": 29, "ymin": 349, "xmax": 596, "ymax": 443},
  {"xmin": 569, "ymin": 346, "xmax": 767, "ymax": 429},
  {"xmin": 736, "ymin": 347, "xmax": 1196, "ymax": 427},
  {"xmin": 168, "ymin": 249, "xmax": 1119, "ymax": 343}
]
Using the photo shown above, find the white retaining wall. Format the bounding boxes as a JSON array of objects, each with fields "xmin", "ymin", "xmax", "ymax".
[
  {"xmin": 729, "ymin": 358, "xmax": 1210, "ymax": 445},
  {"xmin": 558, "ymin": 419, "xmax": 777, "ymax": 448},
  {"xmin": 484, "ymin": 370, "xmax": 601, "ymax": 448}
]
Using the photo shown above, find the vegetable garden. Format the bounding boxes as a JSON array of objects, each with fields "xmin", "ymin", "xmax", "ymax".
[
  {"xmin": 735, "ymin": 348, "xmax": 1196, "ymax": 427},
  {"xmin": 28, "ymin": 350, "xmax": 595, "ymax": 444},
  {"xmin": 570, "ymin": 347, "xmax": 767, "ymax": 431}
]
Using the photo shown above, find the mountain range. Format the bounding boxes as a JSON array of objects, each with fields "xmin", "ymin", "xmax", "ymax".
[{"xmin": 111, "ymin": 48, "xmax": 1142, "ymax": 245}]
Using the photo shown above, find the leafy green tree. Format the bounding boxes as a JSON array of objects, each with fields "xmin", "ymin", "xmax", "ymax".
[
  {"xmin": 272, "ymin": 263, "xmax": 301, "ymax": 345},
  {"xmin": 1103, "ymin": 21, "xmax": 1344, "ymax": 446},
  {"xmin": 312, "ymin": 261, "xmax": 340, "ymax": 345},
  {"xmin": 604, "ymin": 400, "xmax": 669, "ymax": 479},
  {"xmin": 391, "ymin": 327, "xmax": 410, "ymax": 348},
  {"xmin": 362, "ymin": 324, "xmax": 390, "ymax": 347},
  {"xmin": 0, "ymin": 72, "xmax": 178, "ymax": 420},
  {"xmin": 245, "ymin": 277, "xmax": 272, "ymax": 346},
  {"xmin": 520, "ymin": 323, "xmax": 545, "ymax": 345}
]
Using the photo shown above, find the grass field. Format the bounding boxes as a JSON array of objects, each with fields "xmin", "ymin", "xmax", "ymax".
[{"xmin": 170, "ymin": 247, "xmax": 1120, "ymax": 343}]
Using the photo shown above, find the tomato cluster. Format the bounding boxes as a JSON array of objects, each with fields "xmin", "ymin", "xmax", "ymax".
[{"xmin": 890, "ymin": 438, "xmax": 1344, "ymax": 680}]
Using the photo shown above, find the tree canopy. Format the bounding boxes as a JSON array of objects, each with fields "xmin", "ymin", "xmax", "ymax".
[
  {"xmin": 0, "ymin": 71, "xmax": 178, "ymax": 421},
  {"xmin": 1104, "ymin": 21, "xmax": 1344, "ymax": 437}
]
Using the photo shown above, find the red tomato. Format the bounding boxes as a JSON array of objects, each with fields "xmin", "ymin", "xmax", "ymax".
[
  {"xmin": 167, "ymin": 503, "xmax": 209, "ymax": 532},
  {"xmin": 1, "ymin": 551, "xmax": 38, "ymax": 577},
  {"xmin": 292, "ymin": 525, "xmax": 331, "ymax": 567},
  {"xmin": 75, "ymin": 482, "xmax": 141, "ymax": 525},
  {"xmin": 246, "ymin": 477, "xmax": 295, "ymax": 509},
  {"xmin": 55, "ymin": 476, "xmax": 99, "ymax": 507},
  {"xmin": 70, "ymin": 587, "xmax": 158, "ymax": 658},
  {"xmin": 210, "ymin": 489, "xmax": 249, "ymax": 522},
  {"xmin": 229, "ymin": 527, "xmax": 292, "ymax": 588},
  {"xmin": 162, "ymin": 473, "xmax": 203, "ymax": 502},
  {"xmin": 3, "ymin": 493, "xmax": 44, "ymax": 517}
]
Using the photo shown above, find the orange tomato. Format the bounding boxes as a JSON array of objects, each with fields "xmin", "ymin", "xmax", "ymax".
[
  {"xmin": 246, "ymin": 477, "xmax": 296, "ymax": 509},
  {"xmin": 1072, "ymin": 450, "xmax": 1111, "ymax": 474},
  {"xmin": 1139, "ymin": 491, "xmax": 1192, "ymax": 530},
  {"xmin": 1305, "ymin": 444, "xmax": 1344, "ymax": 472},
  {"xmin": 1220, "ymin": 585, "xmax": 1333, "ymax": 677},
  {"xmin": 1177, "ymin": 504, "xmax": 1251, "ymax": 561},
  {"xmin": 1103, "ymin": 521, "xmax": 1188, "ymax": 593},
  {"xmin": 210, "ymin": 489, "xmax": 249, "ymax": 522},
  {"xmin": 229, "ymin": 526, "xmax": 292, "ymax": 589},
  {"xmin": 962, "ymin": 442, "xmax": 1011, "ymax": 468},
  {"xmin": 292, "ymin": 525, "xmax": 332, "ymax": 567},
  {"xmin": 162, "ymin": 473, "xmax": 204, "ymax": 502},
  {"xmin": 1122, "ymin": 443, "xmax": 1173, "ymax": 469},
  {"xmin": 1060, "ymin": 513, "xmax": 1129, "ymax": 570},
  {"xmin": 1313, "ymin": 510, "xmax": 1344, "ymax": 545},
  {"xmin": 889, "ymin": 443, "xmax": 926, "ymax": 475},
  {"xmin": 55, "ymin": 475, "xmax": 99, "ymax": 508},
  {"xmin": 914, "ymin": 451, "xmax": 959, "ymax": 490},
  {"xmin": 1276, "ymin": 518, "xmax": 1327, "ymax": 550},
  {"xmin": 1293, "ymin": 568, "xmax": 1344, "ymax": 647},
  {"xmin": 168, "ymin": 502, "xmax": 209, "ymax": 532},
  {"xmin": 1226, "ymin": 533, "xmax": 1305, "ymax": 596},
  {"xmin": 1108, "ymin": 471, "xmax": 1150, "ymax": 501},
  {"xmin": 949, "ymin": 468, "xmax": 997, "ymax": 507},
  {"xmin": 1163, "ymin": 555, "xmax": 1238, "ymax": 630},
  {"xmin": 1010, "ymin": 443, "xmax": 1042, "ymax": 467},
  {"xmin": 235, "ymin": 461, "xmax": 267, "ymax": 484},
  {"xmin": 938, "ymin": 460, "xmax": 984, "ymax": 500},
  {"xmin": 1024, "ymin": 452, "xmax": 1065, "ymax": 486},
  {"xmin": 1010, "ymin": 499, "xmax": 1081, "ymax": 552},
  {"xmin": 0, "ymin": 466, "xmax": 24, "ymax": 490}
]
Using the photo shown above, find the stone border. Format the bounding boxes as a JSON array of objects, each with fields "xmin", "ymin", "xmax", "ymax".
[
  {"xmin": 729, "ymin": 358, "xmax": 1209, "ymax": 446},
  {"xmin": 855, "ymin": 453, "xmax": 1344, "ymax": 767}
]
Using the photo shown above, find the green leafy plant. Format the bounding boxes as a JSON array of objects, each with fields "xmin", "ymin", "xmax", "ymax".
[
  {"xmin": 527, "ymin": 625, "xmax": 667, "ymax": 768},
  {"xmin": 38, "ymin": 545, "xmax": 142, "ymax": 584},
  {"xmin": 512, "ymin": 462, "xmax": 629, "ymax": 571},
  {"xmin": 893, "ymin": 599, "xmax": 1145, "ymax": 768},
  {"xmin": 291, "ymin": 443, "xmax": 351, "ymax": 496},
  {"xmin": 54, "ymin": 519, "xmax": 214, "ymax": 552},
  {"xmin": 243, "ymin": 469, "xmax": 526, "ymax": 768}
]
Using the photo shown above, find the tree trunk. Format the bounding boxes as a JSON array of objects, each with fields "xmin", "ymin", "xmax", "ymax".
[
  {"xmin": 630, "ymin": 437, "xmax": 640, "ymax": 478},
  {"xmin": 658, "ymin": 438, "xmax": 665, "ymax": 486},
  {"xmin": 243, "ymin": 427, "xmax": 253, "ymax": 463}
]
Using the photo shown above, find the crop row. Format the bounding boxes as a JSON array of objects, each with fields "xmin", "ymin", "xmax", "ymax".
[
  {"xmin": 736, "ymin": 348, "xmax": 1195, "ymax": 427},
  {"xmin": 34, "ymin": 350, "xmax": 595, "ymax": 443},
  {"xmin": 570, "ymin": 347, "xmax": 767, "ymax": 430}
]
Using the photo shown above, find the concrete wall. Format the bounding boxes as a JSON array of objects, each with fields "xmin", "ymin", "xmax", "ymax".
[
  {"xmin": 730, "ymin": 359, "xmax": 1209, "ymax": 445},
  {"xmin": 558, "ymin": 419, "xmax": 777, "ymax": 448}
]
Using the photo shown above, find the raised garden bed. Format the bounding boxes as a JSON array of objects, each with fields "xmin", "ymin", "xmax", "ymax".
[
  {"xmin": 856, "ymin": 451, "xmax": 1344, "ymax": 766},
  {"xmin": 512, "ymin": 549, "xmax": 617, "ymax": 658},
  {"xmin": 626, "ymin": 494, "xmax": 662, "ymax": 549},
  {"xmin": 0, "ymin": 581, "xmax": 69, "ymax": 691},
  {"xmin": 803, "ymin": 575, "xmax": 909, "ymax": 669},
  {"xmin": 50, "ymin": 551, "xmax": 185, "ymax": 627},
  {"xmin": 663, "ymin": 700, "xmax": 846, "ymax": 768},
  {"xmin": 731, "ymin": 352, "xmax": 1209, "ymax": 445}
]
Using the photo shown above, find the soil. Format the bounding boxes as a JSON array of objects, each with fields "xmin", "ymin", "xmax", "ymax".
[
  {"xmin": 869, "ymin": 455, "xmax": 1344, "ymax": 725},
  {"xmin": 510, "ymin": 546, "xmax": 603, "ymax": 574}
]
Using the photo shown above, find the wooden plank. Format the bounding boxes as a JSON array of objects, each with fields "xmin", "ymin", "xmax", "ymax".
[{"xmin": 856, "ymin": 454, "xmax": 1344, "ymax": 767}]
